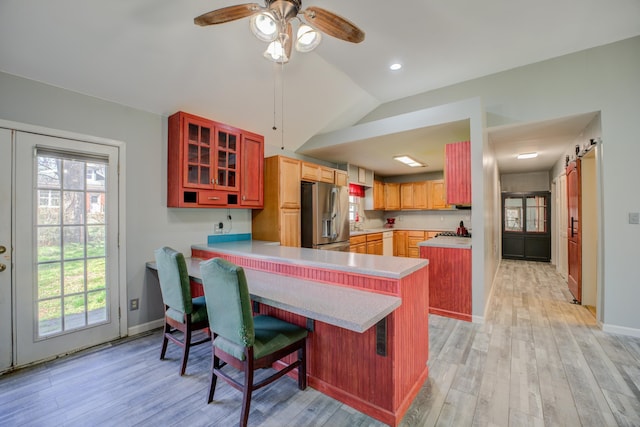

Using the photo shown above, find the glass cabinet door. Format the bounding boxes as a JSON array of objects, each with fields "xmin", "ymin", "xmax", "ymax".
[
  {"xmin": 214, "ymin": 128, "xmax": 239, "ymax": 190},
  {"xmin": 185, "ymin": 120, "xmax": 213, "ymax": 188}
]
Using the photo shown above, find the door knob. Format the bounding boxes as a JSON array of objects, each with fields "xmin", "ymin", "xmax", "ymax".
[
  {"xmin": 0, "ymin": 245, "xmax": 5, "ymax": 254},
  {"xmin": 0, "ymin": 264, "xmax": 5, "ymax": 272}
]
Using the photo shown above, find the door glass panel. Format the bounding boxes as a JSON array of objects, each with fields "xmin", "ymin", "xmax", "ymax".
[
  {"xmin": 35, "ymin": 152, "xmax": 109, "ymax": 339},
  {"xmin": 504, "ymin": 197, "xmax": 523, "ymax": 231},
  {"xmin": 526, "ymin": 196, "xmax": 547, "ymax": 232}
]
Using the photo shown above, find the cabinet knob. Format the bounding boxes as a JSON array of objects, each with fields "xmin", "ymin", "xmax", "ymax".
[{"xmin": 242, "ymin": 195, "xmax": 245, "ymax": 200}]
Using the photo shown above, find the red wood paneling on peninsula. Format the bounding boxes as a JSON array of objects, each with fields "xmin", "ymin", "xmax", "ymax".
[{"xmin": 193, "ymin": 248, "xmax": 429, "ymax": 426}]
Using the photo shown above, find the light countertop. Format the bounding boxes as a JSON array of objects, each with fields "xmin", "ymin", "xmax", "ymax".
[
  {"xmin": 418, "ymin": 236, "xmax": 472, "ymax": 249},
  {"xmin": 349, "ymin": 227, "xmax": 449, "ymax": 237},
  {"xmin": 192, "ymin": 240, "xmax": 427, "ymax": 279}
]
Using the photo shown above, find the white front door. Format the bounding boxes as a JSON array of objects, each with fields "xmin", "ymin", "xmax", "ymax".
[
  {"xmin": 13, "ymin": 131, "xmax": 122, "ymax": 366},
  {"xmin": 0, "ymin": 128, "xmax": 13, "ymax": 370}
]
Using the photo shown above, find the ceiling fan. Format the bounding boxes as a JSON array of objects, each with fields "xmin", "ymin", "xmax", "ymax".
[{"xmin": 194, "ymin": 0, "xmax": 365, "ymax": 63}]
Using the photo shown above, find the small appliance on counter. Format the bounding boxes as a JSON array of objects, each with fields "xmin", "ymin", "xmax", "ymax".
[
  {"xmin": 457, "ymin": 220, "xmax": 469, "ymax": 236},
  {"xmin": 384, "ymin": 218, "xmax": 395, "ymax": 228}
]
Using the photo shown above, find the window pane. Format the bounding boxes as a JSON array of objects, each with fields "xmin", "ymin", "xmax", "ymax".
[
  {"xmin": 87, "ymin": 225, "xmax": 106, "ymax": 257},
  {"xmin": 38, "ymin": 226, "xmax": 61, "ymax": 262},
  {"xmin": 63, "ymin": 159, "xmax": 85, "ymax": 190},
  {"xmin": 88, "ymin": 291, "xmax": 108, "ymax": 324},
  {"xmin": 87, "ymin": 258, "xmax": 106, "ymax": 291},
  {"xmin": 38, "ymin": 157, "xmax": 61, "ymax": 188},
  {"xmin": 86, "ymin": 163, "xmax": 106, "ymax": 191},
  {"xmin": 38, "ymin": 263, "xmax": 61, "ymax": 299},
  {"xmin": 38, "ymin": 190, "xmax": 61, "ymax": 225},
  {"xmin": 63, "ymin": 191, "xmax": 85, "ymax": 224},
  {"xmin": 504, "ymin": 197, "xmax": 523, "ymax": 232},
  {"xmin": 39, "ymin": 298, "xmax": 62, "ymax": 336},
  {"xmin": 64, "ymin": 294, "xmax": 87, "ymax": 330},
  {"xmin": 63, "ymin": 226, "xmax": 85, "ymax": 259},
  {"xmin": 64, "ymin": 260, "xmax": 85, "ymax": 294},
  {"xmin": 86, "ymin": 192, "xmax": 105, "ymax": 224}
]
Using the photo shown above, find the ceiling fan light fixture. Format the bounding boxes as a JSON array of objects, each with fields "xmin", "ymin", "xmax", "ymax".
[
  {"xmin": 295, "ymin": 24, "xmax": 321, "ymax": 52},
  {"xmin": 250, "ymin": 11, "xmax": 279, "ymax": 42},
  {"xmin": 394, "ymin": 155, "xmax": 426, "ymax": 168},
  {"xmin": 264, "ymin": 39, "xmax": 289, "ymax": 63}
]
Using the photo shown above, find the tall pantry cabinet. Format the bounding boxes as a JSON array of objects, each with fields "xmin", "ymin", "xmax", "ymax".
[{"xmin": 251, "ymin": 156, "xmax": 301, "ymax": 247}]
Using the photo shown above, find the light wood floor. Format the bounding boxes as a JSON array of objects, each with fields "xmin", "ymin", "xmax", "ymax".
[{"xmin": 1, "ymin": 260, "xmax": 639, "ymax": 426}]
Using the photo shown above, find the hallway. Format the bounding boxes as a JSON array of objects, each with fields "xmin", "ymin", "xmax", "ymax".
[{"xmin": 1, "ymin": 260, "xmax": 639, "ymax": 426}]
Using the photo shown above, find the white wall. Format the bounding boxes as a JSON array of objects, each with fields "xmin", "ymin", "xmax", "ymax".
[
  {"xmin": 0, "ymin": 72, "xmax": 253, "ymax": 330},
  {"xmin": 501, "ymin": 172, "xmax": 551, "ymax": 192},
  {"xmin": 360, "ymin": 36, "xmax": 640, "ymax": 335}
]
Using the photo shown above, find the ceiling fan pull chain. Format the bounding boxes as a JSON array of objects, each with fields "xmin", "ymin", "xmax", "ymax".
[{"xmin": 280, "ymin": 59, "xmax": 285, "ymax": 150}]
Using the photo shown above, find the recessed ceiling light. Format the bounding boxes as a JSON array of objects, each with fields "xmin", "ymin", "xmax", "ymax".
[
  {"xmin": 389, "ymin": 63, "xmax": 402, "ymax": 71},
  {"xmin": 394, "ymin": 155, "xmax": 425, "ymax": 167},
  {"xmin": 517, "ymin": 152, "xmax": 538, "ymax": 160}
]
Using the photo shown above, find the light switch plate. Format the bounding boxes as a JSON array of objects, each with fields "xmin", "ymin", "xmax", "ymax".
[{"xmin": 629, "ymin": 212, "xmax": 640, "ymax": 225}]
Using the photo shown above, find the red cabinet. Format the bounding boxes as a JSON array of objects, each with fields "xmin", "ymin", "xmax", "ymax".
[
  {"xmin": 420, "ymin": 245, "xmax": 471, "ymax": 321},
  {"xmin": 445, "ymin": 140, "xmax": 471, "ymax": 206},
  {"xmin": 167, "ymin": 111, "xmax": 263, "ymax": 208}
]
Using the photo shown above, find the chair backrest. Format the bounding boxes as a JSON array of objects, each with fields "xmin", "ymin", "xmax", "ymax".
[
  {"xmin": 154, "ymin": 247, "xmax": 193, "ymax": 315},
  {"xmin": 200, "ymin": 257, "xmax": 255, "ymax": 347}
]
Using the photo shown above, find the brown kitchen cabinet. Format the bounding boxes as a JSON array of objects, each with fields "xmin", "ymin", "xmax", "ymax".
[
  {"xmin": 301, "ymin": 161, "xmax": 334, "ymax": 183},
  {"xmin": 385, "ymin": 183, "xmax": 400, "ymax": 210},
  {"xmin": 445, "ymin": 140, "xmax": 471, "ymax": 206},
  {"xmin": 366, "ymin": 233, "xmax": 383, "ymax": 255},
  {"xmin": 252, "ymin": 156, "xmax": 301, "ymax": 246},
  {"xmin": 335, "ymin": 170, "xmax": 348, "ymax": 186},
  {"xmin": 373, "ymin": 180, "xmax": 385, "ymax": 210},
  {"xmin": 393, "ymin": 230, "xmax": 408, "ymax": 257},
  {"xmin": 349, "ymin": 235, "xmax": 367, "ymax": 254},
  {"xmin": 167, "ymin": 111, "xmax": 263, "ymax": 208},
  {"xmin": 428, "ymin": 179, "xmax": 449, "ymax": 209},
  {"xmin": 400, "ymin": 182, "xmax": 428, "ymax": 209},
  {"xmin": 407, "ymin": 231, "xmax": 426, "ymax": 258}
]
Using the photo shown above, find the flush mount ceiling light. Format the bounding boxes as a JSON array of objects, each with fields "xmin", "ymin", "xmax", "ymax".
[
  {"xmin": 394, "ymin": 155, "xmax": 426, "ymax": 168},
  {"xmin": 194, "ymin": 0, "xmax": 365, "ymax": 64},
  {"xmin": 517, "ymin": 152, "xmax": 538, "ymax": 160},
  {"xmin": 390, "ymin": 63, "xmax": 402, "ymax": 71}
]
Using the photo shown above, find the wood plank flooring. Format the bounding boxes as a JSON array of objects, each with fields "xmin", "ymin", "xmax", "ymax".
[{"xmin": 1, "ymin": 259, "xmax": 639, "ymax": 426}]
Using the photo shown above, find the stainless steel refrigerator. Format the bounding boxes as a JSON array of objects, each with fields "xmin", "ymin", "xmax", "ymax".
[{"xmin": 301, "ymin": 181, "xmax": 350, "ymax": 251}]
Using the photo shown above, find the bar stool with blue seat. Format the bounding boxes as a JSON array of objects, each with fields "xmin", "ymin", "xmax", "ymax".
[
  {"xmin": 200, "ymin": 257, "xmax": 308, "ymax": 427},
  {"xmin": 154, "ymin": 246, "xmax": 210, "ymax": 376}
]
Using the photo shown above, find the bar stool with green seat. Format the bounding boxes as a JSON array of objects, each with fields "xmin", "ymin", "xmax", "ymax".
[
  {"xmin": 200, "ymin": 257, "xmax": 308, "ymax": 427},
  {"xmin": 154, "ymin": 246, "xmax": 211, "ymax": 376}
]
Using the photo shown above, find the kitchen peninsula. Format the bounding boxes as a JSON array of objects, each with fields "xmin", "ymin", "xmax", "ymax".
[{"xmin": 189, "ymin": 240, "xmax": 430, "ymax": 427}]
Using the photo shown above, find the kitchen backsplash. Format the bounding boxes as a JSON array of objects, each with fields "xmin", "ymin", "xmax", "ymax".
[{"xmin": 361, "ymin": 209, "xmax": 471, "ymax": 232}]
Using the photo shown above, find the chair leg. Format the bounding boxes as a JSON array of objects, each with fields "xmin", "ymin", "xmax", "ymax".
[
  {"xmin": 207, "ymin": 352, "xmax": 219, "ymax": 404},
  {"xmin": 240, "ymin": 361, "xmax": 254, "ymax": 427},
  {"xmin": 298, "ymin": 344, "xmax": 307, "ymax": 390},
  {"xmin": 160, "ymin": 321, "xmax": 170, "ymax": 360},
  {"xmin": 180, "ymin": 327, "xmax": 192, "ymax": 376}
]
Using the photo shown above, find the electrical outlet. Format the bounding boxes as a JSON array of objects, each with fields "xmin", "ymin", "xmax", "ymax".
[
  {"xmin": 629, "ymin": 212, "xmax": 640, "ymax": 225},
  {"xmin": 130, "ymin": 298, "xmax": 139, "ymax": 311}
]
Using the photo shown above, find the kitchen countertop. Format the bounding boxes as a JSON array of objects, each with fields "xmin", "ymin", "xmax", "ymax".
[
  {"xmin": 350, "ymin": 227, "xmax": 448, "ymax": 237},
  {"xmin": 418, "ymin": 236, "xmax": 472, "ymax": 249},
  {"xmin": 192, "ymin": 240, "xmax": 427, "ymax": 279}
]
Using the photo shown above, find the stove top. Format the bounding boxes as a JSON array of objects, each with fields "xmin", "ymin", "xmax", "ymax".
[{"xmin": 435, "ymin": 231, "xmax": 471, "ymax": 238}]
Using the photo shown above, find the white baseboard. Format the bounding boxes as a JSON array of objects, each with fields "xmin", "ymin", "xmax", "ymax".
[
  {"xmin": 602, "ymin": 323, "xmax": 640, "ymax": 339},
  {"xmin": 127, "ymin": 318, "xmax": 164, "ymax": 337}
]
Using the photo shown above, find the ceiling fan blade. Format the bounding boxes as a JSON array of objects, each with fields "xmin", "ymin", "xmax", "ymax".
[
  {"xmin": 302, "ymin": 6, "xmax": 365, "ymax": 44},
  {"xmin": 194, "ymin": 3, "xmax": 261, "ymax": 26}
]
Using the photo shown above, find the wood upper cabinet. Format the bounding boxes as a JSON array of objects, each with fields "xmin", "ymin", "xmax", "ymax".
[
  {"xmin": 301, "ymin": 161, "xmax": 334, "ymax": 184},
  {"xmin": 445, "ymin": 140, "xmax": 471, "ymax": 206},
  {"xmin": 240, "ymin": 132, "xmax": 264, "ymax": 207},
  {"xmin": 428, "ymin": 179, "xmax": 448, "ymax": 209},
  {"xmin": 252, "ymin": 156, "xmax": 300, "ymax": 246},
  {"xmin": 401, "ymin": 182, "xmax": 428, "ymax": 209},
  {"xmin": 385, "ymin": 183, "xmax": 400, "ymax": 210},
  {"xmin": 167, "ymin": 111, "xmax": 263, "ymax": 208},
  {"xmin": 372, "ymin": 180, "xmax": 385, "ymax": 210},
  {"xmin": 335, "ymin": 170, "xmax": 348, "ymax": 186}
]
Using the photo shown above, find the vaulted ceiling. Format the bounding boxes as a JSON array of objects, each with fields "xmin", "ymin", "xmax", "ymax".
[{"xmin": 1, "ymin": 0, "xmax": 638, "ymax": 175}]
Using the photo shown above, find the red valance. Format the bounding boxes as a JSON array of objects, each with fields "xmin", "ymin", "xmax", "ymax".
[{"xmin": 348, "ymin": 183, "xmax": 365, "ymax": 197}]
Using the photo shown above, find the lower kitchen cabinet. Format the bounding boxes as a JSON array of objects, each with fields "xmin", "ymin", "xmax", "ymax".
[
  {"xmin": 366, "ymin": 233, "xmax": 383, "ymax": 255},
  {"xmin": 420, "ymin": 245, "xmax": 471, "ymax": 322},
  {"xmin": 349, "ymin": 235, "xmax": 367, "ymax": 254}
]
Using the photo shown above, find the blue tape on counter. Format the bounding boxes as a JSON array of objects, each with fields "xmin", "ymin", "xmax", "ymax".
[{"xmin": 207, "ymin": 233, "xmax": 252, "ymax": 244}]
